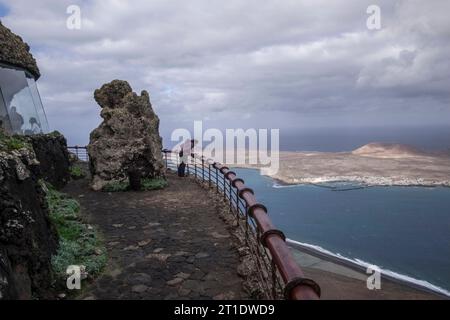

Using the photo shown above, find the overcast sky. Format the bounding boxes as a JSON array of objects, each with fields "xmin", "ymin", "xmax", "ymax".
[{"xmin": 1, "ymin": 0, "xmax": 449, "ymax": 146}]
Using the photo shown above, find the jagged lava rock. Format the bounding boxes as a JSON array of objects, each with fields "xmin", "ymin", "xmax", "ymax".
[
  {"xmin": 0, "ymin": 21, "xmax": 40, "ymax": 79},
  {"xmin": 25, "ymin": 132, "xmax": 71, "ymax": 189},
  {"xmin": 88, "ymin": 80, "xmax": 164, "ymax": 190},
  {"xmin": 0, "ymin": 145, "xmax": 58, "ymax": 299}
]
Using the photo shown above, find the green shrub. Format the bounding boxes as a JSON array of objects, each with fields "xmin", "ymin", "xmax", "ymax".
[
  {"xmin": 102, "ymin": 180, "xmax": 129, "ymax": 192},
  {"xmin": 0, "ymin": 132, "xmax": 30, "ymax": 152},
  {"xmin": 142, "ymin": 177, "xmax": 168, "ymax": 191},
  {"xmin": 70, "ymin": 166, "xmax": 85, "ymax": 179},
  {"xmin": 102, "ymin": 177, "xmax": 168, "ymax": 192},
  {"xmin": 6, "ymin": 136, "xmax": 27, "ymax": 150},
  {"xmin": 51, "ymin": 236, "xmax": 107, "ymax": 277},
  {"xmin": 45, "ymin": 184, "xmax": 106, "ymax": 280},
  {"xmin": 48, "ymin": 130, "xmax": 62, "ymax": 138}
]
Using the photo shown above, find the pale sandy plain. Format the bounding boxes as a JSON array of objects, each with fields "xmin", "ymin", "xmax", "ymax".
[{"xmin": 215, "ymin": 143, "xmax": 450, "ymax": 187}]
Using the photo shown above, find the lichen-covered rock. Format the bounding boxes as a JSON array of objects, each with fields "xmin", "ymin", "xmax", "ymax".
[
  {"xmin": 88, "ymin": 80, "xmax": 164, "ymax": 191},
  {"xmin": 0, "ymin": 146, "xmax": 58, "ymax": 299},
  {"xmin": 0, "ymin": 21, "xmax": 40, "ymax": 79},
  {"xmin": 93, "ymin": 80, "xmax": 132, "ymax": 109}
]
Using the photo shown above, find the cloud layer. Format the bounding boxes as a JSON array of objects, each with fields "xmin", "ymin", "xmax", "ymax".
[{"xmin": 1, "ymin": 0, "xmax": 449, "ymax": 145}]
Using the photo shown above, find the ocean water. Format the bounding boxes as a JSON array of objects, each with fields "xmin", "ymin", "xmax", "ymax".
[
  {"xmin": 279, "ymin": 126, "xmax": 450, "ymax": 152},
  {"xmin": 232, "ymin": 167, "xmax": 450, "ymax": 295}
]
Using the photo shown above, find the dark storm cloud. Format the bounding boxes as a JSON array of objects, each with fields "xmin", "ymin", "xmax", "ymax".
[{"xmin": 1, "ymin": 0, "xmax": 449, "ymax": 144}]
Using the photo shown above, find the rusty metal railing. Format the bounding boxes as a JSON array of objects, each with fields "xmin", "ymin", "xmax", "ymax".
[
  {"xmin": 67, "ymin": 145, "xmax": 89, "ymax": 162},
  {"xmin": 162, "ymin": 149, "xmax": 321, "ymax": 300}
]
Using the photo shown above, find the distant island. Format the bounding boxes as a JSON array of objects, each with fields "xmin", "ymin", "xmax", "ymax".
[{"xmin": 236, "ymin": 143, "xmax": 450, "ymax": 187}]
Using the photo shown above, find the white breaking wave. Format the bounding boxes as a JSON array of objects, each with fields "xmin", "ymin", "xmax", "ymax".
[
  {"xmin": 272, "ymin": 183, "xmax": 300, "ymax": 189},
  {"xmin": 287, "ymin": 239, "xmax": 450, "ymax": 297},
  {"xmin": 272, "ymin": 181, "xmax": 367, "ymax": 190}
]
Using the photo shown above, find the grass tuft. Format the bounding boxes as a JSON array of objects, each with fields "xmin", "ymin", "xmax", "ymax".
[
  {"xmin": 45, "ymin": 183, "xmax": 107, "ymax": 280},
  {"xmin": 69, "ymin": 165, "xmax": 85, "ymax": 179},
  {"xmin": 102, "ymin": 177, "xmax": 168, "ymax": 192},
  {"xmin": 142, "ymin": 177, "xmax": 168, "ymax": 191},
  {"xmin": 102, "ymin": 180, "xmax": 130, "ymax": 192},
  {"xmin": 0, "ymin": 131, "xmax": 31, "ymax": 152}
]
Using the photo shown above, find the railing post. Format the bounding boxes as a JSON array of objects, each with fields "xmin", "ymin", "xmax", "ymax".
[
  {"xmin": 223, "ymin": 174, "xmax": 226, "ymax": 200},
  {"xmin": 75, "ymin": 145, "xmax": 79, "ymax": 159},
  {"xmin": 235, "ymin": 187, "xmax": 240, "ymax": 225},
  {"xmin": 194, "ymin": 157, "xmax": 197, "ymax": 179},
  {"xmin": 208, "ymin": 163, "xmax": 211, "ymax": 187},
  {"xmin": 202, "ymin": 157, "xmax": 205, "ymax": 182},
  {"xmin": 216, "ymin": 167, "xmax": 219, "ymax": 193},
  {"xmin": 229, "ymin": 179, "xmax": 232, "ymax": 212}
]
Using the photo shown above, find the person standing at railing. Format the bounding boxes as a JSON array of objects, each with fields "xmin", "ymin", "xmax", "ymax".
[
  {"xmin": 178, "ymin": 139, "xmax": 197, "ymax": 177},
  {"xmin": 177, "ymin": 139, "xmax": 189, "ymax": 177}
]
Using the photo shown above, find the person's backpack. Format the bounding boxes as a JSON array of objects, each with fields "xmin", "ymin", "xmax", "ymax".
[{"xmin": 178, "ymin": 162, "xmax": 186, "ymax": 177}]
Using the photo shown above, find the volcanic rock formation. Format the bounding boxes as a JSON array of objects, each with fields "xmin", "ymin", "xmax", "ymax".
[
  {"xmin": 88, "ymin": 80, "xmax": 164, "ymax": 190},
  {"xmin": 25, "ymin": 132, "xmax": 71, "ymax": 189},
  {"xmin": 0, "ymin": 132, "xmax": 60, "ymax": 299},
  {"xmin": 0, "ymin": 21, "xmax": 40, "ymax": 79}
]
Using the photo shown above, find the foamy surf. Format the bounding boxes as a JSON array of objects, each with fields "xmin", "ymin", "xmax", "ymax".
[
  {"xmin": 272, "ymin": 182, "xmax": 368, "ymax": 191},
  {"xmin": 272, "ymin": 183, "xmax": 299, "ymax": 189},
  {"xmin": 287, "ymin": 239, "xmax": 450, "ymax": 297}
]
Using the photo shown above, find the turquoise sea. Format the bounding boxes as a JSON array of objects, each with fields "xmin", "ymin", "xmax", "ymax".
[{"xmin": 233, "ymin": 167, "xmax": 450, "ymax": 295}]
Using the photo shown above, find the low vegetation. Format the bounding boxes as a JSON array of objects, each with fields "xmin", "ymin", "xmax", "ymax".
[
  {"xmin": 102, "ymin": 180, "xmax": 130, "ymax": 192},
  {"xmin": 142, "ymin": 177, "xmax": 169, "ymax": 190},
  {"xmin": 0, "ymin": 131, "xmax": 30, "ymax": 152},
  {"xmin": 47, "ymin": 130, "xmax": 63, "ymax": 138},
  {"xmin": 69, "ymin": 165, "xmax": 86, "ymax": 179},
  {"xmin": 102, "ymin": 177, "xmax": 168, "ymax": 192},
  {"xmin": 43, "ymin": 182, "xmax": 107, "ymax": 283}
]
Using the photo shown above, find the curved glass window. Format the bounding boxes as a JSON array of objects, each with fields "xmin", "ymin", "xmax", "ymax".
[
  {"xmin": 0, "ymin": 65, "xmax": 49, "ymax": 135},
  {"xmin": 27, "ymin": 75, "xmax": 49, "ymax": 133}
]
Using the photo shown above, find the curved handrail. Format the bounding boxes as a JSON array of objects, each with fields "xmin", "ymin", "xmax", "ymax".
[{"xmin": 162, "ymin": 150, "xmax": 321, "ymax": 300}]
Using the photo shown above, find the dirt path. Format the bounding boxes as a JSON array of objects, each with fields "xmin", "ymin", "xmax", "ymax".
[{"xmin": 63, "ymin": 172, "xmax": 248, "ymax": 300}]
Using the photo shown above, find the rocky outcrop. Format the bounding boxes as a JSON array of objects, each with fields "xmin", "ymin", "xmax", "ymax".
[
  {"xmin": 88, "ymin": 80, "xmax": 164, "ymax": 191},
  {"xmin": 0, "ymin": 21, "xmax": 40, "ymax": 79},
  {"xmin": 25, "ymin": 132, "xmax": 71, "ymax": 189},
  {"xmin": 0, "ymin": 130, "xmax": 70, "ymax": 299},
  {"xmin": 0, "ymin": 145, "xmax": 58, "ymax": 299}
]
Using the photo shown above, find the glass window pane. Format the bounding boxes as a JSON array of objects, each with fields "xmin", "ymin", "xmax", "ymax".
[
  {"xmin": 0, "ymin": 66, "xmax": 44, "ymax": 135},
  {"xmin": 0, "ymin": 86, "xmax": 13, "ymax": 132},
  {"xmin": 27, "ymin": 76, "xmax": 49, "ymax": 133}
]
